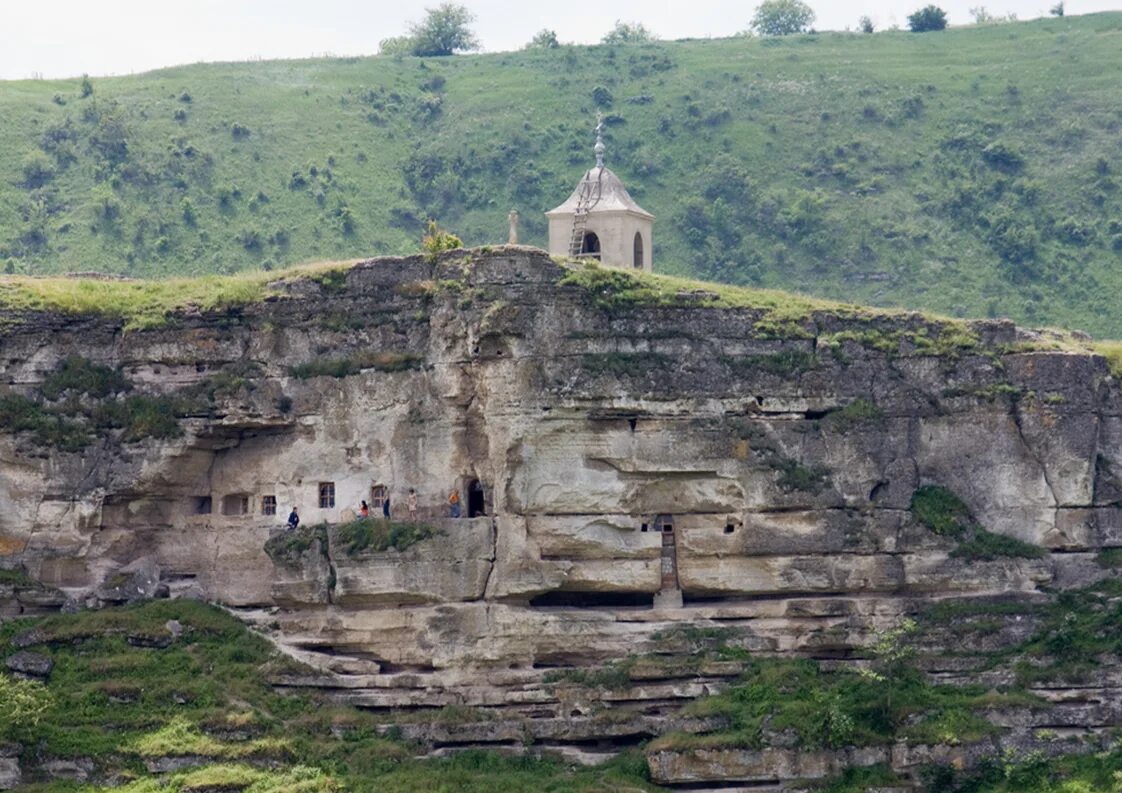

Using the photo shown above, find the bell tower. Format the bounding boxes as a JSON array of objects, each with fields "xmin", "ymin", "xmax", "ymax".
[{"xmin": 546, "ymin": 118, "xmax": 654, "ymax": 271}]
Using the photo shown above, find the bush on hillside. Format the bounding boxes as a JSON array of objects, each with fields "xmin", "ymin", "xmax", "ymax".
[
  {"xmin": 601, "ymin": 21, "xmax": 658, "ymax": 44},
  {"xmin": 985, "ymin": 209, "xmax": 1038, "ymax": 265},
  {"xmin": 751, "ymin": 0, "xmax": 816, "ymax": 35},
  {"xmin": 908, "ymin": 5, "xmax": 948, "ymax": 31},
  {"xmin": 980, "ymin": 140, "xmax": 1025, "ymax": 171},
  {"xmin": 526, "ymin": 29, "xmax": 559, "ymax": 49},
  {"xmin": 20, "ymin": 152, "xmax": 54, "ymax": 189},
  {"xmin": 408, "ymin": 3, "xmax": 479, "ymax": 57},
  {"xmin": 379, "ymin": 36, "xmax": 414, "ymax": 57}
]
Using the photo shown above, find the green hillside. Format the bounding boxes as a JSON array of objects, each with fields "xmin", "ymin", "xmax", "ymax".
[{"xmin": 2, "ymin": 13, "xmax": 1122, "ymax": 333}]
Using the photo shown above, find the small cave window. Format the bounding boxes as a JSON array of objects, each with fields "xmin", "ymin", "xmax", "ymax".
[
  {"xmin": 194, "ymin": 496, "xmax": 212, "ymax": 515},
  {"xmin": 261, "ymin": 495, "xmax": 277, "ymax": 516},
  {"xmin": 654, "ymin": 514, "xmax": 674, "ymax": 534},
  {"xmin": 627, "ymin": 417, "xmax": 638, "ymax": 432},
  {"xmin": 581, "ymin": 231, "xmax": 601, "ymax": 260},
  {"xmin": 724, "ymin": 523, "xmax": 736, "ymax": 535},
  {"xmin": 319, "ymin": 482, "xmax": 336, "ymax": 509},
  {"xmin": 640, "ymin": 522, "xmax": 649, "ymax": 532},
  {"xmin": 633, "ymin": 232, "xmax": 644, "ymax": 269},
  {"xmin": 221, "ymin": 494, "xmax": 250, "ymax": 516}
]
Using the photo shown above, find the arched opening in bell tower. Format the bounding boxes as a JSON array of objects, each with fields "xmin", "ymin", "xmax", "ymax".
[{"xmin": 581, "ymin": 231, "xmax": 601, "ymax": 260}]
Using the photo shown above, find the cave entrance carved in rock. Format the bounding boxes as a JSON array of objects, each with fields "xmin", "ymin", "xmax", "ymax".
[
  {"xmin": 652, "ymin": 514, "xmax": 683, "ymax": 609},
  {"xmin": 468, "ymin": 479, "xmax": 486, "ymax": 518},
  {"xmin": 654, "ymin": 514, "xmax": 678, "ymax": 589}
]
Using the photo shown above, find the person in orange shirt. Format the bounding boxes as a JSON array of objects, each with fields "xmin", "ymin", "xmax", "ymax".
[{"xmin": 449, "ymin": 488, "xmax": 461, "ymax": 518}]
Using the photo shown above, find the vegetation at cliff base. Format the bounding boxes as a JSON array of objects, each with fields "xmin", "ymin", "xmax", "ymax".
[
  {"xmin": 0, "ymin": 600, "xmax": 657, "ymax": 792},
  {"xmin": 9, "ymin": 588, "xmax": 1122, "ymax": 789},
  {"xmin": 4, "ymin": 14, "xmax": 1122, "ymax": 333}
]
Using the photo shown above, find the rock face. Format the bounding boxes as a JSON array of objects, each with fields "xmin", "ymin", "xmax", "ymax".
[
  {"xmin": 0, "ymin": 744, "xmax": 19, "ymax": 791},
  {"xmin": 4, "ymin": 649, "xmax": 53, "ymax": 678},
  {"xmin": 3, "ymin": 246, "xmax": 1122, "ymax": 786}
]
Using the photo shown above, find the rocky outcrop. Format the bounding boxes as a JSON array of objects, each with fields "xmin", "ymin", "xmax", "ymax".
[{"xmin": 3, "ymin": 247, "xmax": 1122, "ymax": 787}]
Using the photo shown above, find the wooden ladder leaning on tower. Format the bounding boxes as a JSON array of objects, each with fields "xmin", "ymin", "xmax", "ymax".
[{"xmin": 568, "ymin": 168, "xmax": 605, "ymax": 258}]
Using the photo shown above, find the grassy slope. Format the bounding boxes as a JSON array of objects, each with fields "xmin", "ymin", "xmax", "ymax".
[{"xmin": 1, "ymin": 14, "xmax": 1122, "ymax": 333}]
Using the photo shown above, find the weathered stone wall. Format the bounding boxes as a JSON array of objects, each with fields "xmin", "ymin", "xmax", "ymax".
[{"xmin": 3, "ymin": 246, "xmax": 1122, "ymax": 785}]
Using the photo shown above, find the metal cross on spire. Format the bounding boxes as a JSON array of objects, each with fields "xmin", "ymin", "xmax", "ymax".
[{"xmin": 594, "ymin": 112, "xmax": 605, "ymax": 169}]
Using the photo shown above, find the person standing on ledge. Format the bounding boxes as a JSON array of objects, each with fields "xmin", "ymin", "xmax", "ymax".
[
  {"xmin": 382, "ymin": 493, "xmax": 391, "ymax": 519},
  {"xmin": 359, "ymin": 500, "xmax": 369, "ymax": 518},
  {"xmin": 449, "ymin": 488, "xmax": 461, "ymax": 518},
  {"xmin": 287, "ymin": 507, "xmax": 300, "ymax": 531},
  {"xmin": 407, "ymin": 488, "xmax": 418, "ymax": 521}
]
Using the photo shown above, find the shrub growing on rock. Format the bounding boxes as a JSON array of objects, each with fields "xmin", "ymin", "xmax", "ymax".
[{"xmin": 0, "ymin": 673, "xmax": 53, "ymax": 739}]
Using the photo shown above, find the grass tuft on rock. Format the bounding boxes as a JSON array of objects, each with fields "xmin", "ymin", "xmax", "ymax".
[
  {"xmin": 950, "ymin": 528, "xmax": 1047, "ymax": 561},
  {"xmin": 335, "ymin": 518, "xmax": 441, "ymax": 555},
  {"xmin": 723, "ymin": 349, "xmax": 818, "ymax": 375},
  {"xmin": 289, "ymin": 351, "xmax": 422, "ymax": 379},
  {"xmin": 910, "ymin": 485, "xmax": 974, "ymax": 538},
  {"xmin": 580, "ymin": 351, "xmax": 672, "ymax": 378},
  {"xmin": 911, "ymin": 485, "xmax": 1046, "ymax": 560},
  {"xmin": 776, "ymin": 459, "xmax": 831, "ymax": 494},
  {"xmin": 821, "ymin": 398, "xmax": 883, "ymax": 432},
  {"xmin": 131, "ymin": 716, "xmax": 291, "ymax": 759},
  {"xmin": 264, "ymin": 525, "xmax": 328, "ymax": 567}
]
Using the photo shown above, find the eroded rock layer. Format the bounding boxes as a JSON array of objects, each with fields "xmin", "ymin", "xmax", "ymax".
[{"xmin": 3, "ymin": 247, "xmax": 1122, "ymax": 788}]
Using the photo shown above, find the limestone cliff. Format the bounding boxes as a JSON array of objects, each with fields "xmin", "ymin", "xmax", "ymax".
[{"xmin": 3, "ymin": 247, "xmax": 1122, "ymax": 788}]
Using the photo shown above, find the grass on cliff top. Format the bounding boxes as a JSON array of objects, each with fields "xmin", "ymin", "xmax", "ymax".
[
  {"xmin": 560, "ymin": 259, "xmax": 865, "ymax": 317},
  {"xmin": 0, "ymin": 258, "xmax": 356, "ymax": 330},
  {"xmin": 1091, "ymin": 340, "xmax": 1122, "ymax": 378},
  {"xmin": 558, "ymin": 260, "xmax": 991, "ymax": 348}
]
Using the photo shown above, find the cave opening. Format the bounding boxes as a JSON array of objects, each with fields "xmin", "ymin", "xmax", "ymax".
[
  {"xmin": 468, "ymin": 479, "xmax": 486, "ymax": 518},
  {"xmin": 529, "ymin": 591, "xmax": 654, "ymax": 608}
]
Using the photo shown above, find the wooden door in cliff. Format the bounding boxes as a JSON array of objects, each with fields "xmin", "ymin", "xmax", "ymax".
[{"xmin": 655, "ymin": 514, "xmax": 678, "ymax": 590}]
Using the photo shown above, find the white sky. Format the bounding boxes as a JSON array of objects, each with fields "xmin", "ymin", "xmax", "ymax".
[{"xmin": 1, "ymin": 0, "xmax": 1119, "ymax": 80}]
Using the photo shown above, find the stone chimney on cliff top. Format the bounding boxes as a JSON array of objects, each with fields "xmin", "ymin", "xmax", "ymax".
[{"xmin": 546, "ymin": 117, "xmax": 654, "ymax": 272}]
